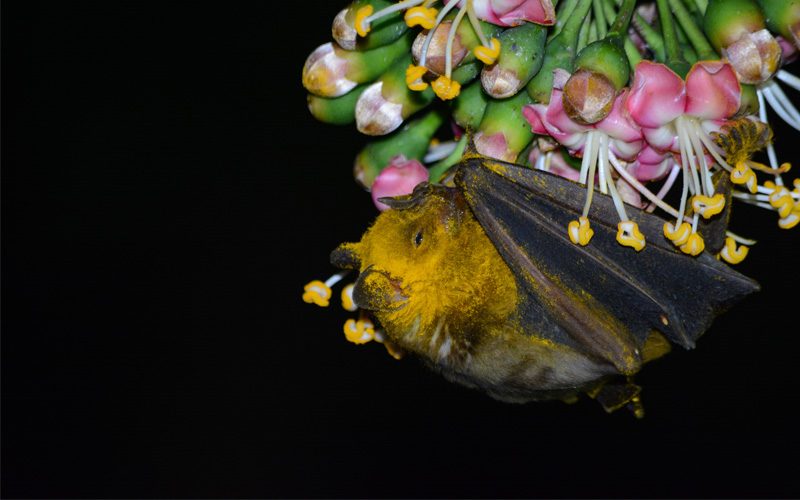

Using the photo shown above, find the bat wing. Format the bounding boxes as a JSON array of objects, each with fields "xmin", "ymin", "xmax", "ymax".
[{"xmin": 455, "ymin": 156, "xmax": 759, "ymax": 374}]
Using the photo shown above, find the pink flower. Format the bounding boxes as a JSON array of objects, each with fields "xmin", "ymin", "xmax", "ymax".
[
  {"xmin": 626, "ymin": 60, "xmax": 741, "ymax": 152},
  {"xmin": 371, "ymin": 155, "xmax": 430, "ymax": 211},
  {"xmin": 522, "ymin": 69, "xmax": 643, "ymax": 161},
  {"xmin": 444, "ymin": 0, "xmax": 555, "ymax": 26}
]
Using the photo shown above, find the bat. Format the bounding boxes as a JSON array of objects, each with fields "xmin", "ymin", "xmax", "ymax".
[{"xmin": 329, "ymin": 145, "xmax": 759, "ymax": 415}]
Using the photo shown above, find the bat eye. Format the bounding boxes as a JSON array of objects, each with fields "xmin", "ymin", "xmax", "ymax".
[{"xmin": 413, "ymin": 229, "xmax": 423, "ymax": 248}]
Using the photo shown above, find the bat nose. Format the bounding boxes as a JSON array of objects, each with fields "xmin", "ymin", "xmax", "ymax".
[{"xmin": 352, "ymin": 266, "xmax": 409, "ymax": 312}]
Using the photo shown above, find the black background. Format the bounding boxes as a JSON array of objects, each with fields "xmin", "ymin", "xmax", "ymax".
[{"xmin": 3, "ymin": 1, "xmax": 799, "ymax": 498}]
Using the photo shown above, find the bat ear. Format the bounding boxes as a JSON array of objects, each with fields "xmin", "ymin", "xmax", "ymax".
[{"xmin": 330, "ymin": 242, "xmax": 362, "ymax": 270}]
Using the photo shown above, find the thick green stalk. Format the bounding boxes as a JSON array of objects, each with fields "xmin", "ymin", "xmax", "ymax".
[
  {"xmin": 656, "ymin": 0, "xmax": 691, "ymax": 76},
  {"xmin": 593, "ymin": 0, "xmax": 608, "ymax": 39},
  {"xmin": 527, "ymin": 0, "xmax": 594, "ymax": 102},
  {"xmin": 667, "ymin": 0, "xmax": 717, "ymax": 60},
  {"xmin": 550, "ymin": 0, "xmax": 582, "ymax": 40},
  {"xmin": 600, "ymin": 0, "xmax": 642, "ymax": 66},
  {"xmin": 632, "ymin": 11, "xmax": 666, "ymax": 62}
]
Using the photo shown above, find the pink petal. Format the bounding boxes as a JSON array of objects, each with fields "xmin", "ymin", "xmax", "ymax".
[
  {"xmin": 474, "ymin": 131, "xmax": 515, "ymax": 161},
  {"xmin": 630, "ymin": 146, "xmax": 672, "ymax": 181},
  {"xmin": 595, "ymin": 89, "xmax": 643, "ymax": 159},
  {"xmin": 499, "ymin": 0, "xmax": 556, "ymax": 26},
  {"xmin": 684, "ymin": 60, "xmax": 741, "ymax": 120},
  {"xmin": 642, "ymin": 125, "xmax": 678, "ymax": 152},
  {"xmin": 626, "ymin": 60, "xmax": 687, "ymax": 128},
  {"xmin": 521, "ymin": 103, "xmax": 549, "ymax": 135},
  {"xmin": 371, "ymin": 156, "xmax": 430, "ymax": 211}
]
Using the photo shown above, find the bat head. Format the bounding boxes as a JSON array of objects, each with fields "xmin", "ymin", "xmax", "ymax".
[{"xmin": 330, "ymin": 182, "xmax": 517, "ymax": 346}]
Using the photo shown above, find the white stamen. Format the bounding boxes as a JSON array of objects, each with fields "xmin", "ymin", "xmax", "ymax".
[
  {"xmin": 646, "ymin": 163, "xmax": 681, "ymax": 213},
  {"xmin": 776, "ymin": 69, "xmax": 800, "ymax": 91},
  {"xmin": 465, "ymin": 0, "xmax": 492, "ymax": 49},
  {"xmin": 726, "ymin": 231, "xmax": 758, "ymax": 245},
  {"xmin": 600, "ymin": 134, "xmax": 629, "ymax": 222},
  {"xmin": 419, "ymin": 0, "xmax": 460, "ymax": 67},
  {"xmin": 424, "ymin": 140, "xmax": 458, "ymax": 162},
  {"xmin": 761, "ymin": 84, "xmax": 800, "ymax": 131},
  {"xmin": 444, "ymin": 3, "xmax": 469, "ymax": 79},
  {"xmin": 608, "ymin": 152, "xmax": 682, "ymax": 219},
  {"xmin": 757, "ymin": 90, "xmax": 784, "ymax": 187},
  {"xmin": 365, "ymin": 0, "xmax": 428, "ymax": 26},
  {"xmin": 325, "ymin": 271, "xmax": 350, "ymax": 288}
]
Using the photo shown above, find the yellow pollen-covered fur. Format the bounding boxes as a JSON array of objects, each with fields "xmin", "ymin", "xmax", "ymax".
[{"xmin": 354, "ymin": 193, "xmax": 517, "ymax": 351}]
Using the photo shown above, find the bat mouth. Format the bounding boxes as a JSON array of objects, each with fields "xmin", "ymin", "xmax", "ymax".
[{"xmin": 352, "ymin": 266, "xmax": 409, "ymax": 312}]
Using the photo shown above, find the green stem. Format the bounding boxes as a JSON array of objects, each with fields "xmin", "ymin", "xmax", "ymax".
[
  {"xmin": 632, "ymin": 11, "xmax": 665, "ymax": 62},
  {"xmin": 600, "ymin": 0, "xmax": 642, "ymax": 66},
  {"xmin": 593, "ymin": 0, "xmax": 608, "ymax": 39},
  {"xmin": 656, "ymin": 0, "xmax": 691, "ymax": 76},
  {"xmin": 550, "ymin": 0, "xmax": 581, "ymax": 40},
  {"xmin": 667, "ymin": 0, "xmax": 717, "ymax": 60},
  {"xmin": 578, "ymin": 12, "xmax": 594, "ymax": 50},
  {"xmin": 607, "ymin": 0, "xmax": 636, "ymax": 41},
  {"xmin": 693, "ymin": 0, "xmax": 708, "ymax": 14}
]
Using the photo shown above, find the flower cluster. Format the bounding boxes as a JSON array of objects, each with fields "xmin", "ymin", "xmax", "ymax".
[{"xmin": 302, "ymin": 0, "xmax": 799, "ymax": 346}]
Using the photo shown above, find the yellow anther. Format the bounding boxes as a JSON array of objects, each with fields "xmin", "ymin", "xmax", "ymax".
[
  {"xmin": 303, "ymin": 280, "xmax": 332, "ymax": 307},
  {"xmin": 343, "ymin": 317, "xmax": 375, "ymax": 344},
  {"xmin": 679, "ymin": 232, "xmax": 705, "ymax": 256},
  {"xmin": 778, "ymin": 207, "xmax": 800, "ymax": 229},
  {"xmin": 767, "ymin": 184, "xmax": 795, "ymax": 218},
  {"xmin": 355, "ymin": 5, "xmax": 373, "ymax": 37},
  {"xmin": 730, "ymin": 162, "xmax": 757, "ymax": 194},
  {"xmin": 616, "ymin": 221, "xmax": 646, "ymax": 251},
  {"xmin": 663, "ymin": 221, "xmax": 691, "ymax": 246},
  {"xmin": 404, "ymin": 5, "xmax": 438, "ymax": 29},
  {"xmin": 719, "ymin": 236, "xmax": 749, "ymax": 264},
  {"xmin": 341, "ymin": 283, "xmax": 358, "ymax": 312},
  {"xmin": 692, "ymin": 193, "xmax": 726, "ymax": 219},
  {"xmin": 405, "ymin": 64, "xmax": 429, "ymax": 91},
  {"xmin": 474, "ymin": 38, "xmax": 501, "ymax": 65},
  {"xmin": 431, "ymin": 75, "xmax": 461, "ymax": 100},
  {"xmin": 567, "ymin": 217, "xmax": 594, "ymax": 246}
]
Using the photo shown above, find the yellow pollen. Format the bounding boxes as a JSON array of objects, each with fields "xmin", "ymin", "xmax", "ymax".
[
  {"xmin": 568, "ymin": 217, "xmax": 594, "ymax": 245},
  {"xmin": 341, "ymin": 283, "xmax": 357, "ymax": 312},
  {"xmin": 719, "ymin": 236, "xmax": 749, "ymax": 264},
  {"xmin": 431, "ymin": 75, "xmax": 461, "ymax": 100},
  {"xmin": 474, "ymin": 37, "xmax": 501, "ymax": 65},
  {"xmin": 778, "ymin": 208, "xmax": 800, "ymax": 229},
  {"xmin": 406, "ymin": 64, "xmax": 429, "ymax": 91},
  {"xmin": 355, "ymin": 5, "xmax": 373, "ymax": 37},
  {"xmin": 764, "ymin": 181, "xmax": 796, "ymax": 218},
  {"xmin": 404, "ymin": 5, "xmax": 438, "ymax": 28},
  {"xmin": 616, "ymin": 221, "xmax": 645, "ymax": 251},
  {"xmin": 303, "ymin": 280, "xmax": 332, "ymax": 307},
  {"xmin": 664, "ymin": 221, "xmax": 692, "ymax": 246},
  {"xmin": 692, "ymin": 194, "xmax": 726, "ymax": 219},
  {"xmin": 730, "ymin": 162, "xmax": 758, "ymax": 194},
  {"xmin": 343, "ymin": 316, "xmax": 375, "ymax": 344},
  {"xmin": 679, "ymin": 232, "xmax": 705, "ymax": 256}
]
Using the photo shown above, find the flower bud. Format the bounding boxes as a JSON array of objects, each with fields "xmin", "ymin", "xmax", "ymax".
[
  {"xmin": 371, "ymin": 155, "xmax": 430, "ymax": 211},
  {"xmin": 705, "ymin": 0, "xmax": 781, "ymax": 83}
]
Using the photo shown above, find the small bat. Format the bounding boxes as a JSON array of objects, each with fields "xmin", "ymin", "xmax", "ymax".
[{"xmin": 330, "ymin": 148, "xmax": 759, "ymax": 415}]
